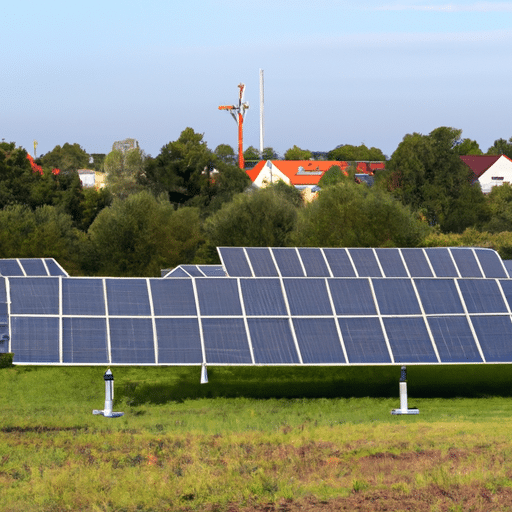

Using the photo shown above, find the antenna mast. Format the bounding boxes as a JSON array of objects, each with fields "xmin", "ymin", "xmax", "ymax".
[
  {"xmin": 259, "ymin": 70, "xmax": 264, "ymax": 156},
  {"xmin": 219, "ymin": 83, "xmax": 249, "ymax": 169}
]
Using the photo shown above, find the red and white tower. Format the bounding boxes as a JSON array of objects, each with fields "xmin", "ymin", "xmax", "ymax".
[{"xmin": 219, "ymin": 83, "xmax": 249, "ymax": 169}]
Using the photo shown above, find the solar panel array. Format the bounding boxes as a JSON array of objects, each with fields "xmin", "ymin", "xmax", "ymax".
[
  {"xmin": 2, "ymin": 247, "xmax": 512, "ymax": 366},
  {"xmin": 0, "ymin": 258, "xmax": 68, "ymax": 277}
]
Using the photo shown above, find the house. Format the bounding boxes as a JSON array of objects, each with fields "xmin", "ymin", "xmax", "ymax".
[
  {"xmin": 246, "ymin": 160, "xmax": 385, "ymax": 190},
  {"xmin": 460, "ymin": 155, "xmax": 512, "ymax": 194},
  {"xmin": 77, "ymin": 169, "xmax": 106, "ymax": 189}
]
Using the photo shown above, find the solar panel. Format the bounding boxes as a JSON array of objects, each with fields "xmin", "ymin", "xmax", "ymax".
[
  {"xmin": 5, "ymin": 246, "xmax": 512, "ymax": 367},
  {"xmin": 218, "ymin": 247, "xmax": 252, "ymax": 277},
  {"xmin": 298, "ymin": 248, "xmax": 330, "ymax": 277},
  {"xmin": 424, "ymin": 248, "xmax": 459, "ymax": 277},
  {"xmin": 246, "ymin": 248, "xmax": 278, "ymax": 277},
  {"xmin": 475, "ymin": 249, "xmax": 508, "ymax": 278},
  {"xmin": 349, "ymin": 249, "xmax": 382, "ymax": 277},
  {"xmin": 272, "ymin": 248, "xmax": 304, "ymax": 277},
  {"xmin": 20, "ymin": 259, "xmax": 48, "ymax": 276},
  {"xmin": 375, "ymin": 249, "xmax": 408, "ymax": 277},
  {"xmin": 0, "ymin": 260, "xmax": 24, "ymax": 276},
  {"xmin": 400, "ymin": 249, "xmax": 433, "ymax": 277}
]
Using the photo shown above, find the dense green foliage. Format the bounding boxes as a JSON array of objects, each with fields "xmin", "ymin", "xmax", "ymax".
[
  {"xmin": 382, "ymin": 127, "xmax": 487, "ymax": 233},
  {"xmin": 328, "ymin": 143, "xmax": 386, "ymax": 161},
  {"xmin": 294, "ymin": 180, "xmax": 429, "ymax": 247},
  {"xmin": 2, "ymin": 125, "xmax": 512, "ymax": 276}
]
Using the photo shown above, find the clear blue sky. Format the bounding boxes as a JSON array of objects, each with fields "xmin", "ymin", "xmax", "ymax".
[{"xmin": 2, "ymin": 0, "xmax": 511, "ymax": 159}]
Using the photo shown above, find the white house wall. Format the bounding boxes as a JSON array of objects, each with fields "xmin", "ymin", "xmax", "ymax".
[
  {"xmin": 479, "ymin": 156, "xmax": 512, "ymax": 193},
  {"xmin": 253, "ymin": 161, "xmax": 290, "ymax": 187}
]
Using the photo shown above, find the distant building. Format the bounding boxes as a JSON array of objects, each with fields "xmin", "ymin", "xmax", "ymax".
[
  {"xmin": 112, "ymin": 138, "xmax": 139, "ymax": 154},
  {"xmin": 77, "ymin": 169, "xmax": 106, "ymax": 189},
  {"xmin": 246, "ymin": 160, "xmax": 385, "ymax": 189},
  {"xmin": 460, "ymin": 155, "xmax": 512, "ymax": 194}
]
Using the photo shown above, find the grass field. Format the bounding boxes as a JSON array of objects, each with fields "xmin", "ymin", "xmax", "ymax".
[{"xmin": 2, "ymin": 364, "xmax": 512, "ymax": 511}]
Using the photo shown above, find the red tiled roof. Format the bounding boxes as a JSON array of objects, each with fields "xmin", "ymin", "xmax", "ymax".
[
  {"xmin": 460, "ymin": 155, "xmax": 505, "ymax": 179},
  {"xmin": 246, "ymin": 160, "xmax": 384, "ymax": 186}
]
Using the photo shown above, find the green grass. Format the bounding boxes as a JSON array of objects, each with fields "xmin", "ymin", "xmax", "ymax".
[{"xmin": 2, "ymin": 365, "xmax": 512, "ymax": 511}]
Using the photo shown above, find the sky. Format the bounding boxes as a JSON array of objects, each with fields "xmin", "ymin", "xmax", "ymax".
[{"xmin": 2, "ymin": 0, "xmax": 512, "ymax": 159}]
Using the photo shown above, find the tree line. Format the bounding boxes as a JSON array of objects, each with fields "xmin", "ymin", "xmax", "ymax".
[{"xmin": 2, "ymin": 127, "xmax": 512, "ymax": 277}]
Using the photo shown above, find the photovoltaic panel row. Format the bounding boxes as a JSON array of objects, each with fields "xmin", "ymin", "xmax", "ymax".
[
  {"xmin": 8, "ymin": 276, "xmax": 512, "ymax": 319},
  {"xmin": 163, "ymin": 265, "xmax": 226, "ymax": 278},
  {"xmin": 10, "ymin": 313, "xmax": 512, "ymax": 365},
  {"xmin": 218, "ymin": 247, "xmax": 508, "ymax": 279},
  {"xmin": 6, "ymin": 273, "xmax": 512, "ymax": 365},
  {"xmin": 0, "ymin": 259, "xmax": 67, "ymax": 277}
]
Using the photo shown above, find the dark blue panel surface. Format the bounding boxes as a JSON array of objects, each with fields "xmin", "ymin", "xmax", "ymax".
[
  {"xmin": 240, "ymin": 279, "xmax": 287, "ymax": 316},
  {"xmin": 155, "ymin": 318, "xmax": 202, "ymax": 364},
  {"xmin": 498, "ymin": 280, "xmax": 512, "ymax": 311},
  {"xmin": 248, "ymin": 318, "xmax": 300, "ymax": 364},
  {"xmin": 0, "ymin": 260, "xmax": 24, "ymax": 276},
  {"xmin": 284, "ymin": 279, "xmax": 332, "ymax": 316},
  {"xmin": 181, "ymin": 265, "xmax": 205, "ymax": 277},
  {"xmin": 150, "ymin": 279, "xmax": 197, "ymax": 316},
  {"xmin": 11, "ymin": 317, "xmax": 59, "ymax": 363},
  {"xmin": 425, "ymin": 248, "xmax": 458, "ymax": 277},
  {"xmin": 338, "ymin": 317, "xmax": 391, "ymax": 363},
  {"xmin": 401, "ymin": 249, "xmax": 433, "ymax": 277},
  {"xmin": 471, "ymin": 315, "xmax": 512, "ymax": 362},
  {"xmin": 475, "ymin": 249, "xmax": 508, "ymax": 278},
  {"xmin": 45, "ymin": 259, "xmax": 67, "ymax": 276},
  {"xmin": 21, "ymin": 259, "xmax": 48, "ymax": 276},
  {"xmin": 450, "ymin": 249, "xmax": 482, "ymax": 277},
  {"xmin": 246, "ymin": 248, "xmax": 278, "ymax": 277},
  {"xmin": 375, "ymin": 249, "xmax": 408, "ymax": 277},
  {"xmin": 62, "ymin": 278, "xmax": 105, "ymax": 316},
  {"xmin": 164, "ymin": 267, "xmax": 191, "ymax": 278},
  {"xmin": 62, "ymin": 317, "xmax": 108, "ymax": 363},
  {"xmin": 10, "ymin": 277, "xmax": 59, "ymax": 315},
  {"xmin": 329, "ymin": 279, "xmax": 377, "ymax": 315},
  {"xmin": 298, "ymin": 248, "xmax": 330, "ymax": 277},
  {"xmin": 0, "ymin": 277, "xmax": 5, "ymax": 302},
  {"xmin": 323, "ymin": 248, "xmax": 356, "ymax": 277},
  {"xmin": 218, "ymin": 247, "xmax": 252, "ymax": 277},
  {"xmin": 109, "ymin": 318, "xmax": 155, "ymax": 363},
  {"xmin": 384, "ymin": 317, "xmax": 437, "ymax": 363},
  {"xmin": 458, "ymin": 280, "xmax": 507, "ymax": 314},
  {"xmin": 349, "ymin": 249, "xmax": 382, "ymax": 277},
  {"xmin": 272, "ymin": 248, "xmax": 304, "ymax": 277},
  {"xmin": 414, "ymin": 279, "xmax": 464, "ymax": 315},
  {"xmin": 202, "ymin": 318, "xmax": 252, "ymax": 363},
  {"xmin": 196, "ymin": 279, "xmax": 242, "ymax": 316},
  {"xmin": 293, "ymin": 318, "xmax": 345, "ymax": 363},
  {"xmin": 372, "ymin": 279, "xmax": 421, "ymax": 315},
  {"xmin": 428, "ymin": 316, "xmax": 482, "ymax": 363},
  {"xmin": 198, "ymin": 266, "xmax": 226, "ymax": 277},
  {"xmin": 106, "ymin": 279, "xmax": 151, "ymax": 316}
]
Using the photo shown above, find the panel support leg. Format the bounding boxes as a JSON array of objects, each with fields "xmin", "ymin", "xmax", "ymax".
[
  {"xmin": 93, "ymin": 369, "xmax": 124, "ymax": 418},
  {"xmin": 391, "ymin": 366, "xmax": 419, "ymax": 415}
]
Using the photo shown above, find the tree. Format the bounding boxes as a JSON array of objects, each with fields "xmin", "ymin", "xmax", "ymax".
[
  {"xmin": 292, "ymin": 180, "xmax": 429, "ymax": 248},
  {"xmin": 487, "ymin": 138, "xmax": 512, "ymax": 158},
  {"xmin": 86, "ymin": 191, "xmax": 202, "ymax": 276},
  {"xmin": 39, "ymin": 143, "xmax": 90, "ymax": 172},
  {"xmin": 383, "ymin": 126, "xmax": 487, "ymax": 233},
  {"xmin": 284, "ymin": 145, "xmax": 312, "ymax": 160},
  {"xmin": 214, "ymin": 144, "xmax": 236, "ymax": 165},
  {"xmin": 480, "ymin": 183, "xmax": 512, "ymax": 233},
  {"xmin": 243, "ymin": 146, "xmax": 260, "ymax": 163},
  {"xmin": 453, "ymin": 138, "xmax": 482, "ymax": 155},
  {"xmin": 203, "ymin": 183, "xmax": 301, "ymax": 250},
  {"xmin": 328, "ymin": 144, "xmax": 386, "ymax": 161},
  {"xmin": 104, "ymin": 147, "xmax": 145, "ymax": 198},
  {"xmin": 318, "ymin": 165, "xmax": 346, "ymax": 188},
  {"xmin": 0, "ymin": 204, "xmax": 86, "ymax": 273},
  {"xmin": 261, "ymin": 147, "xmax": 278, "ymax": 160},
  {"xmin": 143, "ymin": 127, "xmax": 250, "ymax": 213},
  {"xmin": 143, "ymin": 127, "xmax": 215, "ymax": 205}
]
